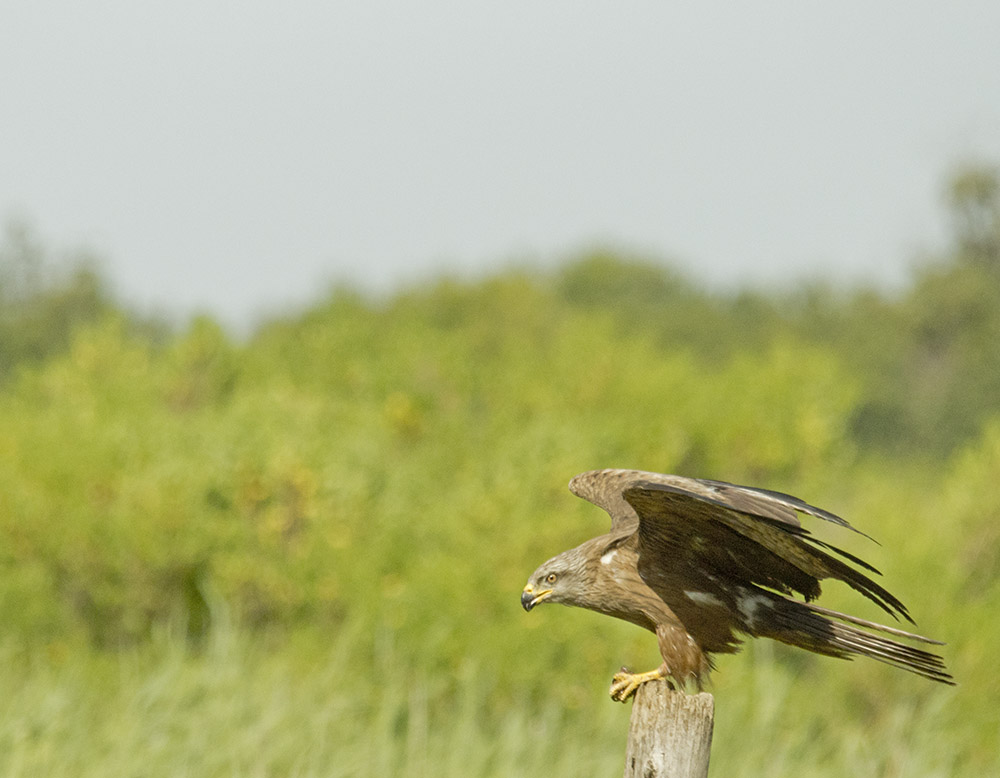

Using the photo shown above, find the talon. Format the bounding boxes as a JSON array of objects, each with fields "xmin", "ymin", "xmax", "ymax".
[{"xmin": 607, "ymin": 667, "xmax": 668, "ymax": 703}]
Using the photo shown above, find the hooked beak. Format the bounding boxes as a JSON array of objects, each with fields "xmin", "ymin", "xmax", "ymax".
[{"xmin": 521, "ymin": 584, "xmax": 553, "ymax": 612}]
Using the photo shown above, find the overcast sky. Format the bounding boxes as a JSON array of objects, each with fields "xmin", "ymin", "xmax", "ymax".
[{"xmin": 3, "ymin": 2, "xmax": 999, "ymax": 326}]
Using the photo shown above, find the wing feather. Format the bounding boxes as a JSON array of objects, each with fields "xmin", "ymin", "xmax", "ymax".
[
  {"xmin": 697, "ymin": 478, "xmax": 872, "ymax": 538},
  {"xmin": 618, "ymin": 477, "xmax": 912, "ymax": 622}
]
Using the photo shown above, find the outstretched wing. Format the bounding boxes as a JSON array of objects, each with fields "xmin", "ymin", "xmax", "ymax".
[
  {"xmin": 619, "ymin": 474, "xmax": 912, "ymax": 622},
  {"xmin": 569, "ymin": 467, "xmax": 869, "ymax": 536}
]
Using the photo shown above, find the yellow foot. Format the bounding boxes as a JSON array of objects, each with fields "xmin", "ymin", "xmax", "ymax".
[{"xmin": 609, "ymin": 666, "xmax": 669, "ymax": 703}]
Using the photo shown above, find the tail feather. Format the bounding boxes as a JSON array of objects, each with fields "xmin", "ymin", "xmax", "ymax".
[
  {"xmin": 800, "ymin": 601, "xmax": 945, "ymax": 645},
  {"xmin": 758, "ymin": 595, "xmax": 954, "ymax": 685}
]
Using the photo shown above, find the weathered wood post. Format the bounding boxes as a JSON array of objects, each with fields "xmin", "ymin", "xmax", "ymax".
[{"xmin": 622, "ymin": 681, "xmax": 714, "ymax": 778}]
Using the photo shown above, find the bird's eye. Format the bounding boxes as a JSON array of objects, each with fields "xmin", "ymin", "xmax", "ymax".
[{"xmin": 545, "ymin": 573, "xmax": 557, "ymax": 584}]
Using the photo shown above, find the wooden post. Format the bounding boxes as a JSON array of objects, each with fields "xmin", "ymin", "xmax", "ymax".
[{"xmin": 622, "ymin": 682, "xmax": 714, "ymax": 778}]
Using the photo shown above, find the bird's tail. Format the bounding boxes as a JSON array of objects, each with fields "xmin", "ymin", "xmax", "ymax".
[{"xmin": 753, "ymin": 594, "xmax": 954, "ymax": 685}]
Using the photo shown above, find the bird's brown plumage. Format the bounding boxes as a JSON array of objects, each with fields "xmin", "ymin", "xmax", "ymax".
[{"xmin": 521, "ymin": 469, "xmax": 953, "ymax": 699}]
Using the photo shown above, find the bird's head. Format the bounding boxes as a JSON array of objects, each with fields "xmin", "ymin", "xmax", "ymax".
[{"xmin": 521, "ymin": 546, "xmax": 590, "ymax": 612}]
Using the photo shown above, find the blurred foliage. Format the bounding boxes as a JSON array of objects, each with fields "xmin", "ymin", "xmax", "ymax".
[
  {"xmin": 556, "ymin": 179, "xmax": 1000, "ymax": 456},
  {"xmin": 948, "ymin": 162, "xmax": 1000, "ymax": 267},
  {"xmin": 0, "ymin": 165, "xmax": 998, "ymax": 774},
  {"xmin": 0, "ymin": 221, "xmax": 114, "ymax": 381}
]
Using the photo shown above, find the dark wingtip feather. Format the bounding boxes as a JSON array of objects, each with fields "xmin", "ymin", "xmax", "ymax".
[
  {"xmin": 716, "ymin": 481, "xmax": 879, "ymax": 542},
  {"xmin": 808, "ymin": 537, "xmax": 883, "ymax": 575}
]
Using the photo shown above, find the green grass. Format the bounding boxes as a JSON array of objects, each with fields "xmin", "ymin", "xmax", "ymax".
[
  {"xmin": 0, "ymin": 620, "xmax": 988, "ymax": 778},
  {"xmin": 0, "ymin": 628, "xmax": 627, "ymax": 778}
]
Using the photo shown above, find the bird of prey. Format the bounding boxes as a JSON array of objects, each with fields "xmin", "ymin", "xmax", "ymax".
[{"xmin": 521, "ymin": 469, "xmax": 953, "ymax": 701}]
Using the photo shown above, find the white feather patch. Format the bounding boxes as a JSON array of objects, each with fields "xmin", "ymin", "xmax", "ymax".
[
  {"xmin": 737, "ymin": 593, "xmax": 770, "ymax": 628},
  {"xmin": 683, "ymin": 590, "xmax": 724, "ymax": 608}
]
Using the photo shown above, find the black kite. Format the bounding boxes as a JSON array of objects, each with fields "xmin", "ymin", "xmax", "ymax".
[{"xmin": 521, "ymin": 469, "xmax": 953, "ymax": 700}]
